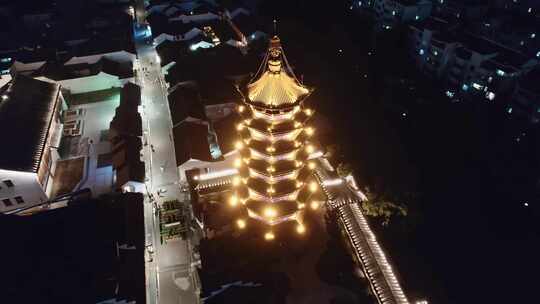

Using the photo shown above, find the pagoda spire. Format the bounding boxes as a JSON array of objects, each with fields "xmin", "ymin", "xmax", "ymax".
[{"xmin": 245, "ymin": 36, "xmax": 311, "ymax": 107}]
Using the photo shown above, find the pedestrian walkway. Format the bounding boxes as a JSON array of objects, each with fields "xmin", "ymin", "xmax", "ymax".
[{"xmin": 314, "ymin": 158, "xmax": 409, "ymax": 304}]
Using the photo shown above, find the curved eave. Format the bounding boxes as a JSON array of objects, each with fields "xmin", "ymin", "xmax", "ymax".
[{"xmin": 242, "ymin": 87, "xmax": 314, "ymax": 110}]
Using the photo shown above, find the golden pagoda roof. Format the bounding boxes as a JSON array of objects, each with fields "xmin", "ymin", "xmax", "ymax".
[
  {"xmin": 247, "ymin": 71, "xmax": 309, "ymax": 106},
  {"xmin": 246, "ymin": 36, "xmax": 310, "ymax": 107}
]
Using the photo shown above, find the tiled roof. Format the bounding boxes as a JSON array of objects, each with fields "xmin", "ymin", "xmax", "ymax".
[{"xmin": 0, "ymin": 75, "xmax": 61, "ymax": 172}]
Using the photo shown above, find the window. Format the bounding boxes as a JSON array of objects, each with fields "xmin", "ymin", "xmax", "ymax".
[
  {"xmin": 14, "ymin": 196, "xmax": 24, "ymax": 204},
  {"xmin": 2, "ymin": 198, "xmax": 12, "ymax": 207},
  {"xmin": 472, "ymin": 83, "xmax": 483, "ymax": 90},
  {"xmin": 3, "ymin": 180, "xmax": 14, "ymax": 188}
]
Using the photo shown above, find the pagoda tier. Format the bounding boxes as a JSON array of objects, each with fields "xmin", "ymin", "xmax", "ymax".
[{"xmin": 230, "ymin": 36, "xmax": 319, "ymax": 234}]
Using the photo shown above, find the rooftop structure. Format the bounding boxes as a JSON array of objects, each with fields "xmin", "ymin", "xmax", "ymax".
[
  {"xmin": 0, "ymin": 75, "xmax": 62, "ymax": 172},
  {"xmin": 0, "ymin": 75, "xmax": 65, "ymax": 212}
]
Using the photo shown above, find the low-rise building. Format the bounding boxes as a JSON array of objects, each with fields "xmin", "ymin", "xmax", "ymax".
[
  {"xmin": 510, "ymin": 67, "xmax": 540, "ymax": 123},
  {"xmin": 109, "ymin": 83, "xmax": 144, "ymax": 193},
  {"xmin": 0, "ymin": 75, "xmax": 66, "ymax": 212},
  {"xmin": 355, "ymin": 0, "xmax": 432, "ymax": 29},
  {"xmin": 410, "ymin": 17, "xmax": 539, "ymax": 104}
]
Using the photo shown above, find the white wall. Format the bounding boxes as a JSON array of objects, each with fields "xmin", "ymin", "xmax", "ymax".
[
  {"xmin": 121, "ymin": 181, "xmax": 145, "ymax": 194},
  {"xmin": 36, "ymin": 72, "xmax": 128, "ymax": 94},
  {"xmin": 11, "ymin": 60, "xmax": 46, "ymax": 76},
  {"xmin": 169, "ymin": 12, "xmax": 219, "ymax": 23},
  {"xmin": 178, "ymin": 151, "xmax": 238, "ymax": 181},
  {"xmin": 64, "ymin": 51, "xmax": 135, "ymax": 66},
  {"xmin": 0, "ymin": 169, "xmax": 47, "ymax": 213}
]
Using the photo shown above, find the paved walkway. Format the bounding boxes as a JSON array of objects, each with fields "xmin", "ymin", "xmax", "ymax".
[
  {"xmin": 133, "ymin": 2, "xmax": 199, "ymax": 303},
  {"xmin": 314, "ymin": 158, "xmax": 409, "ymax": 304}
]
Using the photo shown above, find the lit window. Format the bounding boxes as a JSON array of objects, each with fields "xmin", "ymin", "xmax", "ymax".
[
  {"xmin": 433, "ymin": 50, "xmax": 438, "ymax": 56},
  {"xmin": 445, "ymin": 90, "xmax": 454, "ymax": 98},
  {"xmin": 536, "ymin": 51, "xmax": 540, "ymax": 58},
  {"xmin": 507, "ymin": 107, "xmax": 513, "ymax": 114},
  {"xmin": 488, "ymin": 76, "xmax": 493, "ymax": 83},
  {"xmin": 392, "ymin": 11, "xmax": 396, "ymax": 16},
  {"xmin": 496, "ymin": 69, "xmax": 505, "ymax": 76},
  {"xmin": 415, "ymin": 15, "xmax": 419, "ymax": 20},
  {"xmin": 485, "ymin": 92, "xmax": 496, "ymax": 100},
  {"xmin": 531, "ymin": 33, "xmax": 536, "ymax": 39},
  {"xmin": 419, "ymin": 49, "xmax": 425, "ymax": 55},
  {"xmin": 462, "ymin": 84, "xmax": 469, "ymax": 91},
  {"xmin": 528, "ymin": 8, "xmax": 532, "ymax": 13},
  {"xmin": 472, "ymin": 83, "xmax": 483, "ymax": 90}
]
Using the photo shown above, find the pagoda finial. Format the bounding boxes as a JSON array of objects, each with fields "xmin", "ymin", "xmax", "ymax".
[{"xmin": 273, "ymin": 19, "xmax": 277, "ymax": 36}]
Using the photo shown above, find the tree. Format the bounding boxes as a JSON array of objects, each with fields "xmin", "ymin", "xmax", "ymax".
[
  {"xmin": 336, "ymin": 162, "xmax": 353, "ymax": 178},
  {"xmin": 361, "ymin": 187, "xmax": 408, "ymax": 226}
]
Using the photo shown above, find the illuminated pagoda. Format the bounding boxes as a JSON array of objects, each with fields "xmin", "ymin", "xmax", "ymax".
[{"xmin": 232, "ymin": 36, "xmax": 320, "ymax": 239}]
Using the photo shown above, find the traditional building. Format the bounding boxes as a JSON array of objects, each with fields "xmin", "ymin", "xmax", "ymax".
[
  {"xmin": 231, "ymin": 36, "xmax": 320, "ymax": 238},
  {"xmin": 0, "ymin": 75, "xmax": 66, "ymax": 213}
]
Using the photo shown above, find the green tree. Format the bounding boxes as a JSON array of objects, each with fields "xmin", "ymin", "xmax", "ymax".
[
  {"xmin": 361, "ymin": 187, "xmax": 408, "ymax": 226},
  {"xmin": 336, "ymin": 162, "xmax": 353, "ymax": 178}
]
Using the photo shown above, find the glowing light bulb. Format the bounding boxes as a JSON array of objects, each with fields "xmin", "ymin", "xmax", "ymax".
[
  {"xmin": 235, "ymin": 141, "xmax": 244, "ymax": 150},
  {"xmin": 264, "ymin": 207, "xmax": 277, "ymax": 218},
  {"xmin": 294, "ymin": 121, "xmax": 302, "ymax": 128},
  {"xmin": 234, "ymin": 158, "xmax": 242, "ymax": 168},
  {"xmin": 309, "ymin": 181, "xmax": 318, "ymax": 192},
  {"xmin": 305, "ymin": 127, "xmax": 314, "ymax": 136},
  {"xmin": 308, "ymin": 162, "xmax": 316, "ymax": 169},
  {"xmin": 296, "ymin": 224, "xmax": 306, "ymax": 234},
  {"xmin": 306, "ymin": 145, "xmax": 315, "ymax": 153},
  {"xmin": 296, "ymin": 181, "xmax": 303, "ymax": 188},
  {"xmin": 243, "ymin": 157, "xmax": 250, "ymax": 164},
  {"xmin": 310, "ymin": 201, "xmax": 320, "ymax": 210},
  {"xmin": 304, "ymin": 108, "xmax": 313, "ymax": 116},
  {"xmin": 264, "ymin": 232, "xmax": 275, "ymax": 241},
  {"xmin": 236, "ymin": 123, "xmax": 244, "ymax": 131},
  {"xmin": 238, "ymin": 105, "xmax": 245, "ymax": 113},
  {"xmin": 294, "ymin": 141, "xmax": 301, "ymax": 148},
  {"xmin": 298, "ymin": 203, "xmax": 306, "ymax": 209},
  {"xmin": 229, "ymin": 195, "xmax": 238, "ymax": 207},
  {"xmin": 232, "ymin": 176, "xmax": 240, "ymax": 186},
  {"xmin": 236, "ymin": 219, "xmax": 246, "ymax": 229}
]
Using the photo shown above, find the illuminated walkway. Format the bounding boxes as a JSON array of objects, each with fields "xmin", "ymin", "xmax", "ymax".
[
  {"xmin": 314, "ymin": 158, "xmax": 409, "ymax": 304},
  {"xmin": 132, "ymin": 1, "xmax": 200, "ymax": 304}
]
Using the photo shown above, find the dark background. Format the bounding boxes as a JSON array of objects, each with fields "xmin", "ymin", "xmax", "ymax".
[{"xmin": 255, "ymin": 0, "xmax": 540, "ymax": 303}]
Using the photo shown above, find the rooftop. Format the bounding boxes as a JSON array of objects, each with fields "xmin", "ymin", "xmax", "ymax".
[
  {"xmin": 172, "ymin": 117, "xmax": 213, "ymax": 165},
  {"xmin": 0, "ymin": 75, "xmax": 61, "ymax": 172},
  {"xmin": 245, "ymin": 36, "xmax": 311, "ymax": 108}
]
